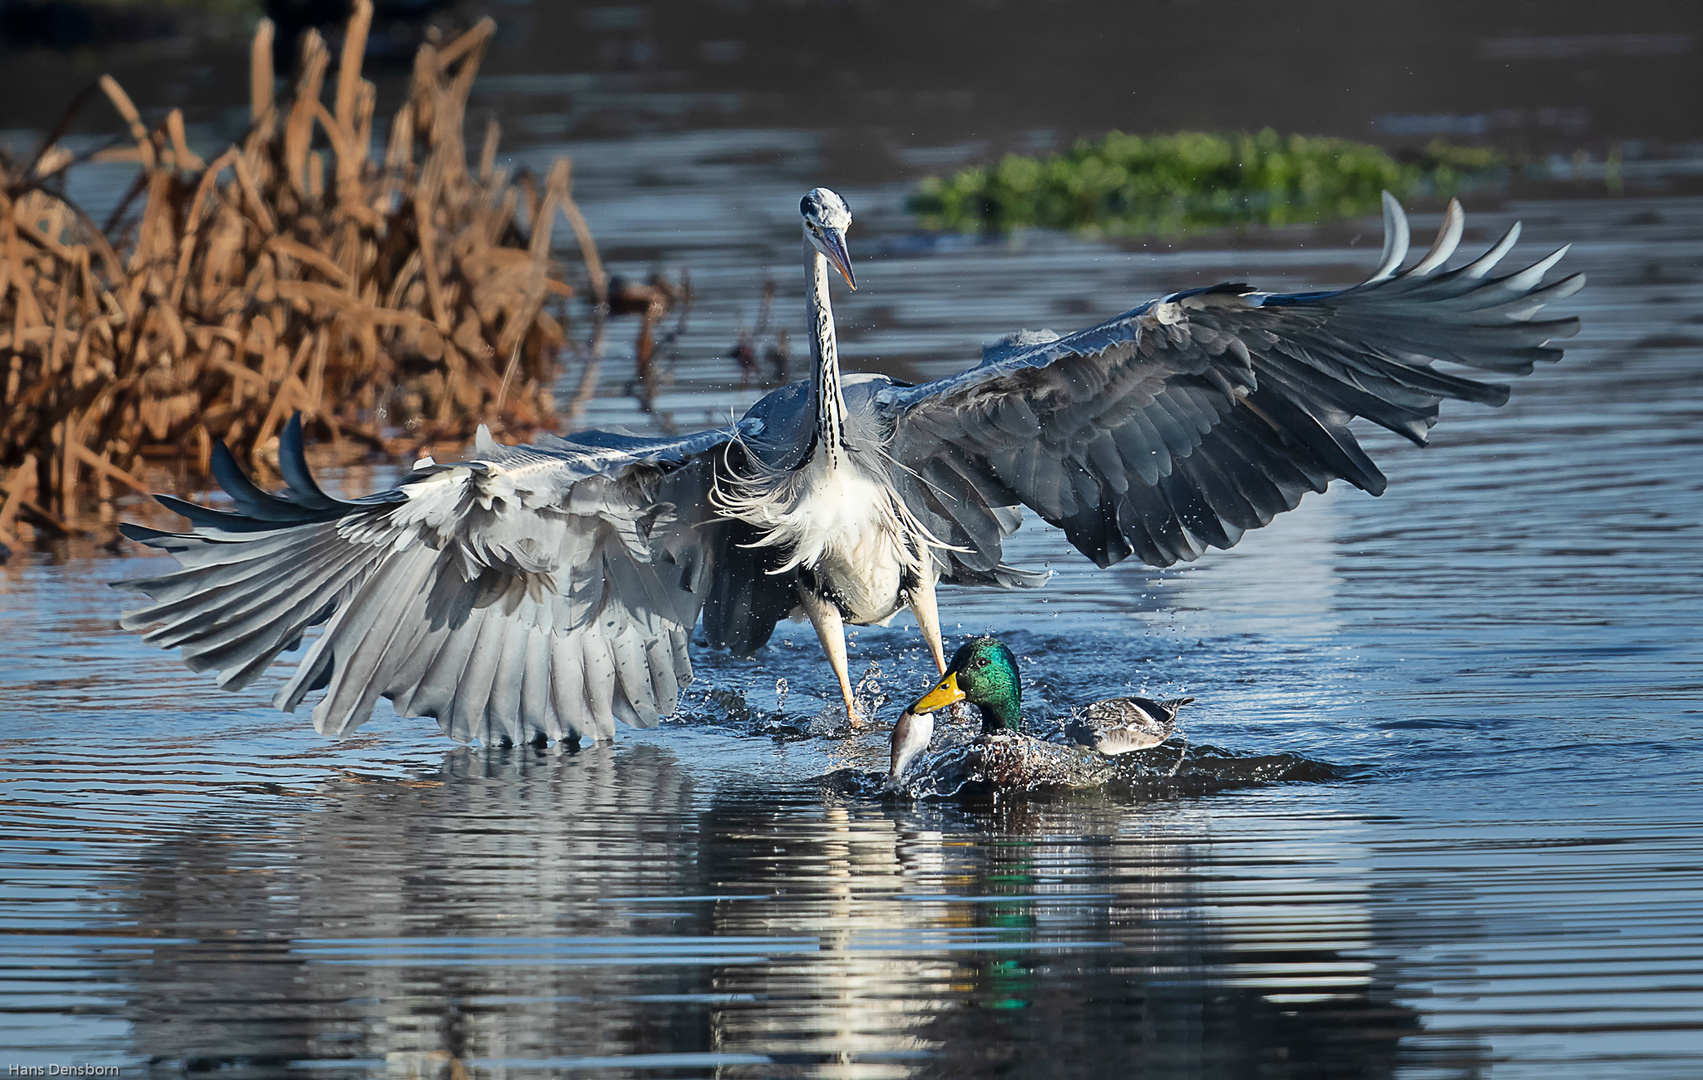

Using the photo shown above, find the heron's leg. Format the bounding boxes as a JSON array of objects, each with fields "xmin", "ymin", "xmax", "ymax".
[
  {"xmin": 799, "ymin": 584, "xmax": 861, "ymax": 726},
  {"xmin": 907, "ymin": 571, "xmax": 968, "ymax": 724},
  {"xmin": 908, "ymin": 572, "xmax": 948, "ymax": 674}
]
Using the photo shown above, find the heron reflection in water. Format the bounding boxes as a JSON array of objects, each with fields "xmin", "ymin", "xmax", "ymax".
[{"xmin": 119, "ymin": 188, "xmax": 1582, "ymax": 745}]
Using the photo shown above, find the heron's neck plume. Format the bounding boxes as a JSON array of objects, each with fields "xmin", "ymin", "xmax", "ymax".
[{"xmin": 808, "ymin": 247, "xmax": 848, "ymax": 467}]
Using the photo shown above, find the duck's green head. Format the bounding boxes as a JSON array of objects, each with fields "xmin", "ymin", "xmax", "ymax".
[{"xmin": 908, "ymin": 636, "xmax": 1022, "ymax": 735}]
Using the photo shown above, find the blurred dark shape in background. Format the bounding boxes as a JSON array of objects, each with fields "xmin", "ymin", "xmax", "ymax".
[
  {"xmin": 606, "ymin": 270, "xmax": 691, "ymax": 408},
  {"xmin": 263, "ymin": 0, "xmax": 454, "ymax": 65},
  {"xmin": 0, "ymin": 0, "xmax": 175, "ymax": 50},
  {"xmin": 0, "ymin": 0, "xmax": 455, "ymax": 66},
  {"xmin": 0, "ymin": 1, "xmax": 1696, "ymax": 177}
]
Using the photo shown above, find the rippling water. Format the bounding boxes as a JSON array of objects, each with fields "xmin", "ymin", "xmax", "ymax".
[{"xmin": 3, "ymin": 136, "xmax": 1701, "ymax": 1076}]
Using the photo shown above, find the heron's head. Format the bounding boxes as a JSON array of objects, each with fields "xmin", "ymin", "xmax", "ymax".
[
  {"xmin": 907, "ymin": 635, "xmax": 1022, "ymax": 734},
  {"xmin": 800, "ymin": 187, "xmax": 855, "ymax": 290}
]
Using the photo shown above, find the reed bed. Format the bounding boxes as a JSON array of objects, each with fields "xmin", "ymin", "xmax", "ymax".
[{"xmin": 0, "ymin": 2, "xmax": 604, "ymax": 556}]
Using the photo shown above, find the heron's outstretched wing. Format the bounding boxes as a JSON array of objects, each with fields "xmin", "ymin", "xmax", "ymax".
[
  {"xmin": 881, "ymin": 195, "xmax": 1583, "ymax": 570},
  {"xmin": 117, "ymin": 416, "xmax": 740, "ymax": 744}
]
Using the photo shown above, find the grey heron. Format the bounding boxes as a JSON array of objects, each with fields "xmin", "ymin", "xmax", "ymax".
[{"xmin": 118, "ymin": 188, "xmax": 1582, "ymax": 747}]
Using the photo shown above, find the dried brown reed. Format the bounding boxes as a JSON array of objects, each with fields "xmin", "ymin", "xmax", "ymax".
[{"xmin": 0, "ymin": 2, "xmax": 604, "ymax": 556}]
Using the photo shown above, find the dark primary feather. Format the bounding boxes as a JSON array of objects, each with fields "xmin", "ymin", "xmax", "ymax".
[
  {"xmin": 117, "ymin": 415, "xmax": 746, "ymax": 745},
  {"xmin": 881, "ymin": 195, "xmax": 1584, "ymax": 570}
]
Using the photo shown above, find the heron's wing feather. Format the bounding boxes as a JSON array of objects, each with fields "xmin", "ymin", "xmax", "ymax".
[
  {"xmin": 117, "ymin": 415, "xmax": 734, "ymax": 743},
  {"xmin": 883, "ymin": 196, "xmax": 1582, "ymax": 570}
]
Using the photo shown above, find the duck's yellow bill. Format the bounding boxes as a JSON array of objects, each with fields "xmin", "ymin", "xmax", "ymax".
[{"xmin": 910, "ymin": 671, "xmax": 964, "ymax": 714}]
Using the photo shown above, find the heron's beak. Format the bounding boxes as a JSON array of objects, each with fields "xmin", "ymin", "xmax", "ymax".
[
  {"xmin": 821, "ymin": 227, "xmax": 857, "ymax": 291},
  {"xmin": 909, "ymin": 670, "xmax": 964, "ymax": 714}
]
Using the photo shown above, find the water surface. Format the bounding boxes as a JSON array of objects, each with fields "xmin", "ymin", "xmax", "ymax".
[{"xmin": 3, "ymin": 143, "xmax": 1701, "ymax": 1077}]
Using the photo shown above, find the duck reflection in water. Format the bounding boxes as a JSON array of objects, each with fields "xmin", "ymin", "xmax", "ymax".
[{"xmin": 105, "ymin": 743, "xmax": 1432, "ymax": 1077}]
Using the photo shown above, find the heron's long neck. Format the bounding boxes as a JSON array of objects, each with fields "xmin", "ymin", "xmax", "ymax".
[{"xmin": 808, "ymin": 248, "xmax": 848, "ymax": 468}]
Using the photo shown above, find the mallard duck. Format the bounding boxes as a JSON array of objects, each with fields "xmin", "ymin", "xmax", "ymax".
[{"xmin": 887, "ymin": 636, "xmax": 1190, "ymax": 788}]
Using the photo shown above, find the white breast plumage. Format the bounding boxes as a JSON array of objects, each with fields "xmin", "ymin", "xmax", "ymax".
[{"xmin": 713, "ymin": 449, "xmax": 933, "ymax": 625}]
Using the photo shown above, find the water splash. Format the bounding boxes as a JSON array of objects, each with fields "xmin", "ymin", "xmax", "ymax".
[
  {"xmin": 853, "ymin": 661, "xmax": 889, "ymax": 718},
  {"xmin": 872, "ymin": 736, "xmax": 1360, "ymax": 801}
]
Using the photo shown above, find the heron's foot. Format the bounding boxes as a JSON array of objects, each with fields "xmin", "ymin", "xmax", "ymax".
[{"xmin": 845, "ymin": 703, "xmax": 866, "ymax": 729}]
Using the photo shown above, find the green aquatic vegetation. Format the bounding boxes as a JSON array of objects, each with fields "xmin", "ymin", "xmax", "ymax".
[
  {"xmin": 910, "ymin": 130, "xmax": 1501, "ymax": 235},
  {"xmin": 1417, "ymin": 139, "xmax": 1502, "ymax": 193}
]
